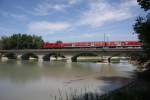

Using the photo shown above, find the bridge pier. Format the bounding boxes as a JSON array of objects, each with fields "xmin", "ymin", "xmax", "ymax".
[
  {"xmin": 37, "ymin": 55, "xmax": 44, "ymax": 62},
  {"xmin": 17, "ymin": 54, "xmax": 22, "ymax": 60},
  {"xmin": 101, "ymin": 56, "xmax": 112, "ymax": 63},
  {"xmin": 65, "ymin": 56, "xmax": 73, "ymax": 63},
  {"xmin": 108, "ymin": 57, "xmax": 112, "ymax": 63},
  {"xmin": 50, "ymin": 56, "xmax": 56, "ymax": 61}
]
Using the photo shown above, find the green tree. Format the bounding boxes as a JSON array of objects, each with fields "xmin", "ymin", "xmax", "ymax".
[
  {"xmin": 1, "ymin": 33, "xmax": 44, "ymax": 49},
  {"xmin": 137, "ymin": 0, "xmax": 150, "ymax": 11},
  {"xmin": 134, "ymin": 0, "xmax": 150, "ymax": 58},
  {"xmin": 0, "ymin": 38, "xmax": 2, "ymax": 49},
  {"xmin": 56, "ymin": 40, "xmax": 63, "ymax": 43}
]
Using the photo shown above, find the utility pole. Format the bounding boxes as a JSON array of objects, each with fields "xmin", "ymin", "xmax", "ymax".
[
  {"xmin": 104, "ymin": 33, "xmax": 106, "ymax": 47},
  {"xmin": 104, "ymin": 33, "xmax": 105, "ymax": 43},
  {"xmin": 107, "ymin": 34, "xmax": 109, "ymax": 42}
]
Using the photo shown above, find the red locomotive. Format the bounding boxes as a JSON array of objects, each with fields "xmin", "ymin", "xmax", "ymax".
[{"xmin": 43, "ymin": 41, "xmax": 142, "ymax": 49}]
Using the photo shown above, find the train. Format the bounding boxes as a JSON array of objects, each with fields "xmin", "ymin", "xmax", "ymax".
[{"xmin": 43, "ymin": 41, "xmax": 142, "ymax": 49}]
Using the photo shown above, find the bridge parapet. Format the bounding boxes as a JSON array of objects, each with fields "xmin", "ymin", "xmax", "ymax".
[{"xmin": 0, "ymin": 48, "xmax": 144, "ymax": 62}]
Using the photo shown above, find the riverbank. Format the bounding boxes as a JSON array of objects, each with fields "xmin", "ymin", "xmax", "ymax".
[
  {"xmin": 98, "ymin": 60, "xmax": 150, "ymax": 100},
  {"xmin": 102, "ymin": 60, "xmax": 150, "ymax": 100},
  {"xmin": 71, "ymin": 60, "xmax": 150, "ymax": 100},
  {"xmin": 99, "ymin": 79, "xmax": 150, "ymax": 100},
  {"xmin": 71, "ymin": 79, "xmax": 150, "ymax": 100}
]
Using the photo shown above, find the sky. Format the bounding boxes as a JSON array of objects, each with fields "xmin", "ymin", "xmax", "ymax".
[{"xmin": 0, "ymin": 0, "xmax": 145, "ymax": 42}]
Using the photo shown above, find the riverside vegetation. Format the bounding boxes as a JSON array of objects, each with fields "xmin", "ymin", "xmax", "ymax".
[
  {"xmin": 0, "ymin": 33, "xmax": 44, "ymax": 49},
  {"xmin": 52, "ymin": 0, "xmax": 150, "ymax": 99}
]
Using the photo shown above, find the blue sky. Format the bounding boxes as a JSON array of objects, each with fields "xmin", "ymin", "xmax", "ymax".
[{"xmin": 0, "ymin": 0, "xmax": 144, "ymax": 42}]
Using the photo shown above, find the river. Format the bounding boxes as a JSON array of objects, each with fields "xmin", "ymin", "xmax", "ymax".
[{"xmin": 0, "ymin": 60, "xmax": 137, "ymax": 100}]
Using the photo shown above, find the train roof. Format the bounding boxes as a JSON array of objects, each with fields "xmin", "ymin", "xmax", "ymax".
[{"xmin": 45, "ymin": 41, "xmax": 140, "ymax": 44}]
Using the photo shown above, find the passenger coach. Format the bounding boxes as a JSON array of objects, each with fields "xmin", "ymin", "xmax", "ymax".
[{"xmin": 43, "ymin": 41, "xmax": 142, "ymax": 49}]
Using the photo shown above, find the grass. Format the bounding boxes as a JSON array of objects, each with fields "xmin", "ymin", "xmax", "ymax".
[
  {"xmin": 71, "ymin": 79, "xmax": 150, "ymax": 100},
  {"xmin": 99, "ymin": 79, "xmax": 150, "ymax": 100},
  {"xmin": 50, "ymin": 78, "xmax": 150, "ymax": 100}
]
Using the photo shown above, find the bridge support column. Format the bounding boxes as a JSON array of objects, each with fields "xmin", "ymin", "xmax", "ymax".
[
  {"xmin": 17, "ymin": 54, "xmax": 22, "ymax": 60},
  {"xmin": 65, "ymin": 56, "xmax": 72, "ymax": 63},
  {"xmin": 101, "ymin": 56, "xmax": 111, "ymax": 63},
  {"xmin": 38, "ymin": 55, "xmax": 44, "ymax": 62},
  {"xmin": 108, "ymin": 57, "xmax": 111, "ymax": 63}
]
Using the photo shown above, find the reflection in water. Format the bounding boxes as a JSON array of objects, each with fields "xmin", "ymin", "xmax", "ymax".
[{"xmin": 0, "ymin": 60, "xmax": 136, "ymax": 100}]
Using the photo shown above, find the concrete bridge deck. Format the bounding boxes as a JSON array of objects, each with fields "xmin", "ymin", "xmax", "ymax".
[
  {"xmin": 0, "ymin": 48, "xmax": 144, "ymax": 62},
  {"xmin": 0, "ymin": 48, "xmax": 143, "ymax": 52}
]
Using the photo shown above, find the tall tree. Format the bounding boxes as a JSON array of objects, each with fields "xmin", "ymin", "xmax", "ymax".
[
  {"xmin": 137, "ymin": 0, "xmax": 150, "ymax": 11},
  {"xmin": 56, "ymin": 40, "xmax": 63, "ymax": 43},
  {"xmin": 1, "ymin": 34, "xmax": 44, "ymax": 49},
  {"xmin": 134, "ymin": 0, "xmax": 150, "ymax": 58}
]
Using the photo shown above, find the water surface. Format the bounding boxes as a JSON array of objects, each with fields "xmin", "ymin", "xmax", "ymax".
[{"xmin": 0, "ymin": 60, "xmax": 136, "ymax": 100}]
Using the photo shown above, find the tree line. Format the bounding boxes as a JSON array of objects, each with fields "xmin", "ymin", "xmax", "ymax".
[
  {"xmin": 134, "ymin": 0, "xmax": 150, "ymax": 58},
  {"xmin": 0, "ymin": 34, "xmax": 44, "ymax": 49},
  {"xmin": 133, "ymin": 0, "xmax": 150, "ymax": 80}
]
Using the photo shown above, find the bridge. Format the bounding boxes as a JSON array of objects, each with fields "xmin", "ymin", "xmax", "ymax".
[{"xmin": 0, "ymin": 48, "xmax": 144, "ymax": 62}]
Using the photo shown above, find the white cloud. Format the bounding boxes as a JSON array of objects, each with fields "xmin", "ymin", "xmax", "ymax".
[
  {"xmin": 68, "ymin": 0, "xmax": 79, "ymax": 5},
  {"xmin": 33, "ymin": 2, "xmax": 67, "ymax": 16},
  {"xmin": 1, "ymin": 11, "xmax": 28, "ymax": 21},
  {"xmin": 80, "ymin": 33, "xmax": 97, "ymax": 38},
  {"xmin": 15, "ymin": 1, "xmax": 68, "ymax": 16},
  {"xmin": 72, "ymin": 33, "xmax": 108, "ymax": 39},
  {"xmin": 78, "ymin": 0, "xmax": 138, "ymax": 27},
  {"xmin": 10, "ymin": 14, "xmax": 28, "ymax": 21},
  {"xmin": 28, "ymin": 21, "xmax": 71, "ymax": 33},
  {"xmin": 28, "ymin": 0, "xmax": 80, "ymax": 16},
  {"xmin": 120, "ymin": 0, "xmax": 138, "ymax": 7},
  {"xmin": 47, "ymin": 32, "xmax": 138, "ymax": 42},
  {"xmin": 22, "ymin": 0, "xmax": 80, "ymax": 16}
]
